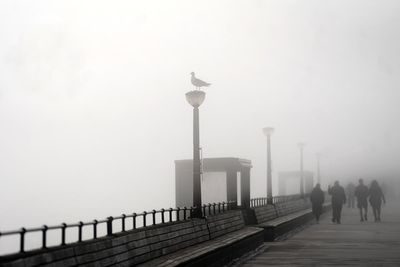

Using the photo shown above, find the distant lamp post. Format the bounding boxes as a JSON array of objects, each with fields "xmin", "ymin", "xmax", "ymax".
[
  {"xmin": 298, "ymin": 143, "xmax": 305, "ymax": 198},
  {"xmin": 263, "ymin": 127, "xmax": 274, "ymax": 204},
  {"xmin": 316, "ymin": 153, "xmax": 321, "ymax": 185},
  {"xmin": 186, "ymin": 90, "xmax": 206, "ymax": 218}
]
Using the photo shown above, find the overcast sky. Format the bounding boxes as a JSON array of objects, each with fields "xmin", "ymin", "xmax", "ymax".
[{"xmin": 0, "ymin": 0, "xmax": 399, "ymax": 230}]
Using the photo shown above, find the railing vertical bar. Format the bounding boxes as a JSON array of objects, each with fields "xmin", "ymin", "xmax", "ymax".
[
  {"xmin": 61, "ymin": 223, "xmax": 66, "ymax": 245},
  {"xmin": 122, "ymin": 214, "xmax": 126, "ymax": 232},
  {"xmin": 152, "ymin": 210, "xmax": 156, "ymax": 225},
  {"xmin": 78, "ymin": 222, "xmax": 83, "ymax": 242},
  {"xmin": 161, "ymin": 209, "xmax": 165, "ymax": 224},
  {"xmin": 107, "ymin": 217, "xmax": 113, "ymax": 236},
  {"xmin": 93, "ymin": 220, "xmax": 98, "ymax": 239},
  {"xmin": 143, "ymin": 212, "xmax": 147, "ymax": 227},
  {"xmin": 42, "ymin": 225, "xmax": 48, "ymax": 249},
  {"xmin": 133, "ymin": 213, "xmax": 137, "ymax": 230},
  {"xmin": 20, "ymin": 228, "xmax": 26, "ymax": 253}
]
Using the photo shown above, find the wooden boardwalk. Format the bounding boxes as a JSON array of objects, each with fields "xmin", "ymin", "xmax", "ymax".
[{"xmin": 241, "ymin": 201, "xmax": 400, "ymax": 266}]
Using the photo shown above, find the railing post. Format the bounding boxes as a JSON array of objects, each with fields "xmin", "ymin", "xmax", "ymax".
[
  {"xmin": 218, "ymin": 203, "xmax": 221, "ymax": 213},
  {"xmin": 183, "ymin": 207, "xmax": 187, "ymax": 220},
  {"xmin": 161, "ymin": 209, "xmax": 165, "ymax": 224},
  {"xmin": 78, "ymin": 222, "xmax": 83, "ymax": 242},
  {"xmin": 122, "ymin": 214, "xmax": 126, "ymax": 232},
  {"xmin": 143, "ymin": 212, "xmax": 147, "ymax": 227},
  {"xmin": 212, "ymin": 203, "xmax": 216, "ymax": 215},
  {"xmin": 107, "ymin": 217, "xmax": 113, "ymax": 236},
  {"xmin": 222, "ymin": 202, "xmax": 226, "ymax": 212},
  {"xmin": 20, "ymin": 228, "xmax": 26, "ymax": 253},
  {"xmin": 152, "ymin": 210, "xmax": 156, "ymax": 225},
  {"xmin": 169, "ymin": 208, "xmax": 173, "ymax": 222},
  {"xmin": 132, "ymin": 213, "xmax": 137, "ymax": 229},
  {"xmin": 176, "ymin": 207, "xmax": 180, "ymax": 221},
  {"xmin": 42, "ymin": 225, "xmax": 48, "ymax": 249},
  {"xmin": 61, "ymin": 223, "xmax": 66, "ymax": 245},
  {"xmin": 93, "ymin": 220, "xmax": 98, "ymax": 239}
]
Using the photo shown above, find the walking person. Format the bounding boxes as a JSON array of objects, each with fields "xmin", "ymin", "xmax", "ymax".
[
  {"xmin": 346, "ymin": 182, "xmax": 356, "ymax": 208},
  {"xmin": 310, "ymin": 183, "xmax": 325, "ymax": 223},
  {"xmin": 328, "ymin": 181, "xmax": 346, "ymax": 224},
  {"xmin": 369, "ymin": 180, "xmax": 386, "ymax": 222},
  {"xmin": 355, "ymin": 179, "xmax": 369, "ymax": 222}
]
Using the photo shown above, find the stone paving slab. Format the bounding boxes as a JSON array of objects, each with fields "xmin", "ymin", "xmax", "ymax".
[{"xmin": 241, "ymin": 202, "xmax": 400, "ymax": 266}]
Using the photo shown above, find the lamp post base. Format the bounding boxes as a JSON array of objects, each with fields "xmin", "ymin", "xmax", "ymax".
[{"xmin": 191, "ymin": 207, "xmax": 203, "ymax": 219}]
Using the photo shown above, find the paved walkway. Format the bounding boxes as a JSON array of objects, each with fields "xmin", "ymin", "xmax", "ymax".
[{"xmin": 241, "ymin": 201, "xmax": 400, "ymax": 266}]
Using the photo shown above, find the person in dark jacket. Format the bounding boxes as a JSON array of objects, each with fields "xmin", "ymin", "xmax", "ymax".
[
  {"xmin": 369, "ymin": 180, "xmax": 386, "ymax": 222},
  {"xmin": 310, "ymin": 183, "xmax": 325, "ymax": 223},
  {"xmin": 355, "ymin": 178, "xmax": 369, "ymax": 222},
  {"xmin": 328, "ymin": 181, "xmax": 346, "ymax": 224}
]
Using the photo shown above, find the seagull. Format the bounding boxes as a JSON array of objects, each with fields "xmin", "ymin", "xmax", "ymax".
[{"xmin": 190, "ymin": 72, "xmax": 211, "ymax": 90}]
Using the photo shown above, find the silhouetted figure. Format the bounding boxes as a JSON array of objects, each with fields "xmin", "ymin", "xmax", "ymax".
[
  {"xmin": 310, "ymin": 183, "xmax": 325, "ymax": 223},
  {"xmin": 346, "ymin": 182, "xmax": 356, "ymax": 208},
  {"xmin": 328, "ymin": 181, "xmax": 346, "ymax": 224},
  {"xmin": 355, "ymin": 178, "xmax": 369, "ymax": 222},
  {"xmin": 369, "ymin": 180, "xmax": 386, "ymax": 222}
]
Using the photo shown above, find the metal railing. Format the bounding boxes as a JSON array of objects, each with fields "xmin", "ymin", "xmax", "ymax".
[
  {"xmin": 250, "ymin": 194, "xmax": 308, "ymax": 208},
  {"xmin": 0, "ymin": 201, "xmax": 235, "ymax": 256},
  {"xmin": 250, "ymin": 197, "xmax": 270, "ymax": 208},
  {"xmin": 201, "ymin": 201, "xmax": 236, "ymax": 216},
  {"xmin": 273, "ymin": 194, "xmax": 304, "ymax": 204}
]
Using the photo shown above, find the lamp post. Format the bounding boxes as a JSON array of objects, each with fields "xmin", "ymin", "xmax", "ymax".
[
  {"xmin": 263, "ymin": 127, "xmax": 274, "ymax": 204},
  {"xmin": 298, "ymin": 143, "xmax": 305, "ymax": 198},
  {"xmin": 316, "ymin": 153, "xmax": 321, "ymax": 185},
  {"xmin": 186, "ymin": 90, "xmax": 206, "ymax": 218}
]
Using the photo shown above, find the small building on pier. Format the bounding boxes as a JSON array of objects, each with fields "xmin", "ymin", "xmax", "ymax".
[{"xmin": 175, "ymin": 157, "xmax": 252, "ymax": 208}]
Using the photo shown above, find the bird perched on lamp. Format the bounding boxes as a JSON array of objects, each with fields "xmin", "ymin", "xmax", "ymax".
[{"xmin": 190, "ymin": 72, "xmax": 211, "ymax": 90}]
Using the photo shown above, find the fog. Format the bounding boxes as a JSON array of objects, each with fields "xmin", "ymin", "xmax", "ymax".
[{"xmin": 0, "ymin": 0, "xmax": 400, "ymax": 231}]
